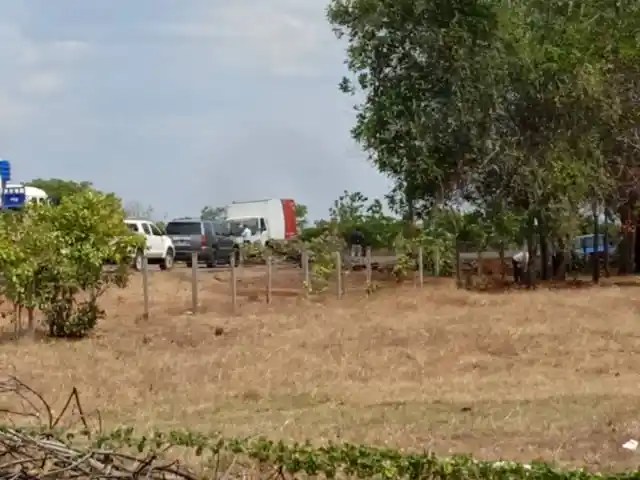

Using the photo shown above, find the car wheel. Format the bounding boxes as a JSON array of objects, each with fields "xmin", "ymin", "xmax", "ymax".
[
  {"xmin": 133, "ymin": 250, "xmax": 144, "ymax": 272},
  {"xmin": 160, "ymin": 249, "xmax": 175, "ymax": 271}
]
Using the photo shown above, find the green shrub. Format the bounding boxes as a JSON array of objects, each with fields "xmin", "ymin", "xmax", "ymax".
[
  {"xmin": 30, "ymin": 426, "xmax": 616, "ymax": 479},
  {"xmin": 0, "ymin": 190, "xmax": 142, "ymax": 338}
]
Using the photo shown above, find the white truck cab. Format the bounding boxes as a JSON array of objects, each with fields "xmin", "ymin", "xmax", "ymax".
[
  {"xmin": 225, "ymin": 198, "xmax": 298, "ymax": 246},
  {"xmin": 124, "ymin": 219, "xmax": 175, "ymax": 271}
]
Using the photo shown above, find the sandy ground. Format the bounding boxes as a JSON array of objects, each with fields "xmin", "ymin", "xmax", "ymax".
[{"xmin": 1, "ymin": 266, "xmax": 640, "ymax": 471}]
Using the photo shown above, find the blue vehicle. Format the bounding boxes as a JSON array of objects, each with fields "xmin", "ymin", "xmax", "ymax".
[
  {"xmin": 572, "ymin": 233, "xmax": 616, "ymax": 259},
  {"xmin": 0, "ymin": 184, "xmax": 49, "ymax": 210}
]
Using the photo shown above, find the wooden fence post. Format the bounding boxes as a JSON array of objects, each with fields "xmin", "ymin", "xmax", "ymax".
[
  {"xmin": 302, "ymin": 250, "xmax": 310, "ymax": 295},
  {"xmin": 336, "ymin": 251, "xmax": 343, "ymax": 299},
  {"xmin": 418, "ymin": 246, "xmax": 424, "ymax": 287},
  {"xmin": 191, "ymin": 251, "xmax": 198, "ymax": 313},
  {"xmin": 13, "ymin": 305, "xmax": 21, "ymax": 339},
  {"xmin": 365, "ymin": 247, "xmax": 372, "ymax": 285},
  {"xmin": 230, "ymin": 253, "xmax": 238, "ymax": 312},
  {"xmin": 27, "ymin": 308, "xmax": 35, "ymax": 335},
  {"xmin": 266, "ymin": 255, "xmax": 273, "ymax": 304},
  {"xmin": 27, "ymin": 281, "xmax": 35, "ymax": 334},
  {"xmin": 142, "ymin": 255, "xmax": 149, "ymax": 320},
  {"xmin": 434, "ymin": 248, "xmax": 440, "ymax": 277}
]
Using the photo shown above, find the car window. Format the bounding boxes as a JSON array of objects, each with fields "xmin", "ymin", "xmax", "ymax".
[
  {"xmin": 141, "ymin": 223, "xmax": 151, "ymax": 235},
  {"xmin": 213, "ymin": 220, "xmax": 231, "ymax": 236},
  {"xmin": 150, "ymin": 224, "xmax": 162, "ymax": 236},
  {"xmin": 203, "ymin": 222, "xmax": 215, "ymax": 236},
  {"xmin": 166, "ymin": 222, "xmax": 202, "ymax": 235},
  {"xmin": 243, "ymin": 218, "xmax": 260, "ymax": 235},
  {"xmin": 260, "ymin": 218, "xmax": 267, "ymax": 231},
  {"xmin": 126, "ymin": 223, "xmax": 138, "ymax": 232}
]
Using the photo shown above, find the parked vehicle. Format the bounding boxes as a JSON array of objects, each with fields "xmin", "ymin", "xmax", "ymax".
[
  {"xmin": 225, "ymin": 198, "xmax": 297, "ymax": 246},
  {"xmin": 125, "ymin": 219, "xmax": 175, "ymax": 271},
  {"xmin": 572, "ymin": 233, "xmax": 617, "ymax": 259},
  {"xmin": 165, "ymin": 218, "xmax": 235, "ymax": 267},
  {"xmin": 1, "ymin": 184, "xmax": 49, "ymax": 209}
]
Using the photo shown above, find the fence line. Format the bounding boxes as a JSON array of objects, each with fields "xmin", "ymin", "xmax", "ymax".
[{"xmin": 140, "ymin": 247, "xmax": 427, "ymax": 316}]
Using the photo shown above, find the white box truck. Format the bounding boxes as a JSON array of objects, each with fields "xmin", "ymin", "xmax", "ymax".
[{"xmin": 226, "ymin": 198, "xmax": 297, "ymax": 246}]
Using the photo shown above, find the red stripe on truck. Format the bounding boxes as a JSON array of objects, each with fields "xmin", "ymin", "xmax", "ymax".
[{"xmin": 281, "ymin": 199, "xmax": 297, "ymax": 239}]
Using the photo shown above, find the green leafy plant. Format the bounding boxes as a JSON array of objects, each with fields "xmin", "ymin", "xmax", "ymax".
[
  {"xmin": 4, "ymin": 424, "xmax": 615, "ymax": 480},
  {"xmin": 239, "ymin": 242, "xmax": 266, "ymax": 265},
  {"xmin": 0, "ymin": 191, "xmax": 142, "ymax": 338}
]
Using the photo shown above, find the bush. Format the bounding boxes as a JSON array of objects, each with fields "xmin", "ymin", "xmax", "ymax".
[{"xmin": 0, "ymin": 190, "xmax": 142, "ymax": 338}]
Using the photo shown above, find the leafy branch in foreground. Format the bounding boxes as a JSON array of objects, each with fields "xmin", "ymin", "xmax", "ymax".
[
  {"xmin": 2, "ymin": 424, "xmax": 624, "ymax": 480},
  {"xmin": 0, "ymin": 377, "xmax": 633, "ymax": 479}
]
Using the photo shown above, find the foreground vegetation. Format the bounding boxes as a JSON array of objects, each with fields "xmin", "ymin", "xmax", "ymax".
[
  {"xmin": 3, "ymin": 424, "xmax": 626, "ymax": 479},
  {"xmin": 2, "ymin": 371, "xmax": 637, "ymax": 478}
]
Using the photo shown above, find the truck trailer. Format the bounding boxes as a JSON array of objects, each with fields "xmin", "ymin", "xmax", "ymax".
[{"xmin": 225, "ymin": 198, "xmax": 297, "ymax": 246}]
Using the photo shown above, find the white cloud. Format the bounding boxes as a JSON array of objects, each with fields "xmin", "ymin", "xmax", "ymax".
[
  {"xmin": 21, "ymin": 40, "xmax": 90, "ymax": 67},
  {"xmin": 20, "ymin": 71, "xmax": 65, "ymax": 96},
  {"xmin": 153, "ymin": 1, "xmax": 333, "ymax": 76},
  {"xmin": 0, "ymin": 91, "xmax": 33, "ymax": 133},
  {"xmin": 0, "ymin": 23, "xmax": 89, "ymax": 132},
  {"xmin": 216, "ymin": 3, "xmax": 325, "ymax": 75}
]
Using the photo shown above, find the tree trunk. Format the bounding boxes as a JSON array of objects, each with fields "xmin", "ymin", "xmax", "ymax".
[
  {"xmin": 499, "ymin": 242, "xmax": 506, "ymax": 282},
  {"xmin": 555, "ymin": 237, "xmax": 567, "ymax": 280},
  {"xmin": 618, "ymin": 203, "xmax": 635, "ymax": 275},
  {"xmin": 592, "ymin": 201, "xmax": 600, "ymax": 283},
  {"xmin": 538, "ymin": 215, "xmax": 550, "ymax": 281},
  {"xmin": 603, "ymin": 207, "xmax": 610, "ymax": 278},
  {"xmin": 525, "ymin": 217, "xmax": 536, "ymax": 288}
]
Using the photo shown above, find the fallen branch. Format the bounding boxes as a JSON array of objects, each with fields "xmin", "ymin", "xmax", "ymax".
[{"xmin": 0, "ymin": 427, "xmax": 198, "ymax": 479}]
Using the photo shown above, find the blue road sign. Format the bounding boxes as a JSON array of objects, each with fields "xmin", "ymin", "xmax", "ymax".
[
  {"xmin": 2, "ymin": 192, "xmax": 25, "ymax": 209},
  {"xmin": 0, "ymin": 159, "xmax": 11, "ymax": 182}
]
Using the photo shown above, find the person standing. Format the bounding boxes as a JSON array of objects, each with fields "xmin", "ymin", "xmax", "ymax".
[
  {"xmin": 512, "ymin": 249, "xmax": 529, "ymax": 284},
  {"xmin": 240, "ymin": 224, "xmax": 252, "ymax": 244},
  {"xmin": 349, "ymin": 228, "xmax": 366, "ymax": 257}
]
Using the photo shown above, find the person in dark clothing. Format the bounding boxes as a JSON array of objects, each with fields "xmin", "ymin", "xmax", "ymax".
[
  {"xmin": 512, "ymin": 257, "xmax": 522, "ymax": 284},
  {"xmin": 551, "ymin": 248, "xmax": 563, "ymax": 278},
  {"xmin": 349, "ymin": 228, "xmax": 366, "ymax": 257}
]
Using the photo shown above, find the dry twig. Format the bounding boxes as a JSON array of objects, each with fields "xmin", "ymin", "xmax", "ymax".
[{"xmin": 0, "ymin": 377, "xmax": 199, "ymax": 479}]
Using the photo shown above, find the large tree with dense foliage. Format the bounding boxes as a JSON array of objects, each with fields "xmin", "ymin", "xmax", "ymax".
[{"xmin": 328, "ymin": 0, "xmax": 640, "ymax": 282}]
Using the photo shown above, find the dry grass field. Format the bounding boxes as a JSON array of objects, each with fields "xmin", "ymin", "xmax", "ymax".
[{"xmin": 2, "ymin": 266, "xmax": 640, "ymax": 471}]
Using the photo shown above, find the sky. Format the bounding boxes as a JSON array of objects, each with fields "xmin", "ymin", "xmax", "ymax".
[{"xmin": 0, "ymin": 0, "xmax": 393, "ymax": 221}]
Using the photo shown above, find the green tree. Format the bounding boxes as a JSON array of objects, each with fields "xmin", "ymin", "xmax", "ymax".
[
  {"xmin": 328, "ymin": 0, "xmax": 500, "ymax": 213},
  {"xmin": 328, "ymin": 0, "xmax": 635, "ymax": 283},
  {"xmin": 201, "ymin": 206, "xmax": 226, "ymax": 221},
  {"xmin": 27, "ymin": 178, "xmax": 94, "ymax": 204},
  {"xmin": 295, "ymin": 203, "xmax": 308, "ymax": 230},
  {"xmin": 124, "ymin": 201, "xmax": 154, "ymax": 219},
  {"xmin": 0, "ymin": 191, "xmax": 142, "ymax": 338}
]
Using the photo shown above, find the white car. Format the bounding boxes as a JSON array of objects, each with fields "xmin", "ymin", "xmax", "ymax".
[{"xmin": 125, "ymin": 219, "xmax": 175, "ymax": 271}]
